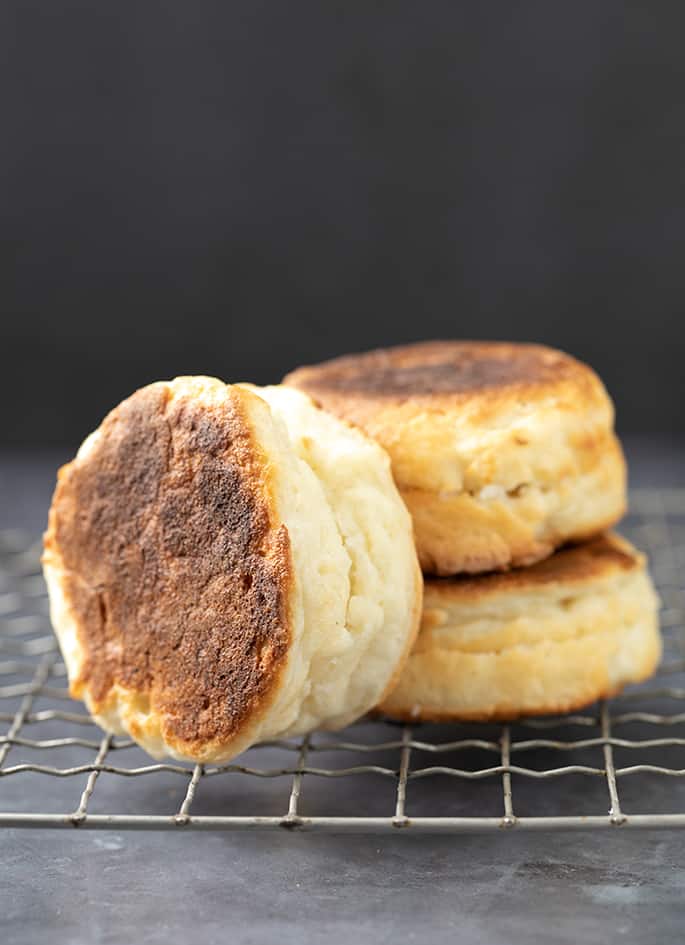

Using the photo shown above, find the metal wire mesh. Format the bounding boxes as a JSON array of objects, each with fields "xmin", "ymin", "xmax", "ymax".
[{"xmin": 2, "ymin": 488, "xmax": 685, "ymax": 833}]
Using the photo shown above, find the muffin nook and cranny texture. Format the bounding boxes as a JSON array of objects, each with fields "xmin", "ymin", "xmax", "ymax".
[
  {"xmin": 285, "ymin": 341, "xmax": 627, "ymax": 576},
  {"xmin": 43, "ymin": 378, "xmax": 422, "ymax": 762}
]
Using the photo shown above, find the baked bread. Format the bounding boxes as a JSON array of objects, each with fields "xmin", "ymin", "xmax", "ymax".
[
  {"xmin": 43, "ymin": 377, "xmax": 422, "ymax": 762},
  {"xmin": 284, "ymin": 341, "xmax": 627, "ymax": 575},
  {"xmin": 378, "ymin": 533, "xmax": 661, "ymax": 722}
]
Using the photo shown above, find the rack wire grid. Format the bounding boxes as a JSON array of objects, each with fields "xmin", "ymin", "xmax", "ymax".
[{"xmin": 1, "ymin": 488, "xmax": 685, "ymax": 834}]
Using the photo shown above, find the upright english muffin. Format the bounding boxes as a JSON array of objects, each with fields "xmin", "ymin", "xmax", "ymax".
[
  {"xmin": 285, "ymin": 341, "xmax": 627, "ymax": 575},
  {"xmin": 43, "ymin": 377, "xmax": 422, "ymax": 762}
]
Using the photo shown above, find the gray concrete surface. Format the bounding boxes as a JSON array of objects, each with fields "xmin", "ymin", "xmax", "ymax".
[{"xmin": 4, "ymin": 829, "xmax": 685, "ymax": 945}]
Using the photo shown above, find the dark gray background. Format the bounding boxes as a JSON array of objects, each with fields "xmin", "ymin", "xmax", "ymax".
[{"xmin": 2, "ymin": 1, "xmax": 684, "ymax": 447}]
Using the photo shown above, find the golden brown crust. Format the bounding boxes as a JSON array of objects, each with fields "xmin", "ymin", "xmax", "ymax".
[
  {"xmin": 285, "ymin": 341, "xmax": 625, "ymax": 576},
  {"xmin": 425, "ymin": 533, "xmax": 641, "ymax": 602},
  {"xmin": 284, "ymin": 340, "xmax": 605, "ymax": 418},
  {"xmin": 43, "ymin": 381, "xmax": 293, "ymax": 758}
]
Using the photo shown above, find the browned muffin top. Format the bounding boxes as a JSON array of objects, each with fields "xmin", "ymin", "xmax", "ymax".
[
  {"xmin": 426, "ymin": 533, "xmax": 641, "ymax": 601},
  {"xmin": 43, "ymin": 379, "xmax": 292, "ymax": 758},
  {"xmin": 285, "ymin": 341, "xmax": 596, "ymax": 407}
]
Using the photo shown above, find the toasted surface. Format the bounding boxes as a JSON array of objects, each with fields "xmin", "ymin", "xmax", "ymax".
[
  {"xmin": 44, "ymin": 378, "xmax": 422, "ymax": 761},
  {"xmin": 426, "ymin": 533, "xmax": 641, "ymax": 600},
  {"xmin": 378, "ymin": 534, "xmax": 662, "ymax": 721},
  {"xmin": 285, "ymin": 340, "xmax": 594, "ymax": 407},
  {"xmin": 44, "ymin": 378, "xmax": 294, "ymax": 760},
  {"xmin": 285, "ymin": 341, "xmax": 627, "ymax": 574}
]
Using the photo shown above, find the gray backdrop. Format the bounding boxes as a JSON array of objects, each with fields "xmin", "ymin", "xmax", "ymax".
[{"xmin": 2, "ymin": 1, "xmax": 684, "ymax": 445}]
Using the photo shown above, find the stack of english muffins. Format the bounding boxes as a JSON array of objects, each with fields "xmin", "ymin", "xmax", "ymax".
[
  {"xmin": 285, "ymin": 341, "xmax": 661, "ymax": 722},
  {"xmin": 44, "ymin": 341, "xmax": 661, "ymax": 763}
]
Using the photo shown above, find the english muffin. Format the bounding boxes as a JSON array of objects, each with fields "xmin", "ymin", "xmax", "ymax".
[
  {"xmin": 43, "ymin": 377, "xmax": 422, "ymax": 762},
  {"xmin": 378, "ymin": 534, "xmax": 660, "ymax": 722},
  {"xmin": 285, "ymin": 341, "xmax": 627, "ymax": 575}
]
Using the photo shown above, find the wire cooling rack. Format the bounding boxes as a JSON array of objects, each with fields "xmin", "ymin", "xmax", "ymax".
[{"xmin": 1, "ymin": 488, "xmax": 685, "ymax": 834}]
